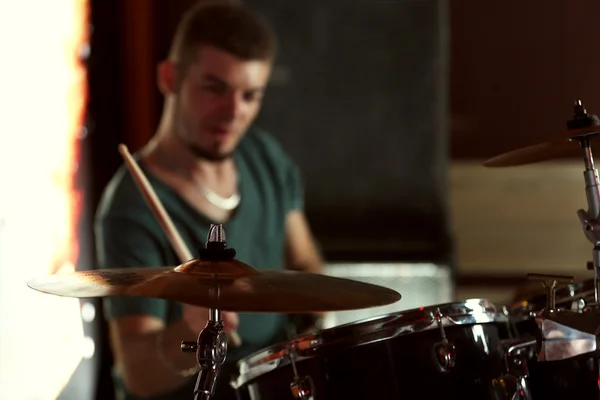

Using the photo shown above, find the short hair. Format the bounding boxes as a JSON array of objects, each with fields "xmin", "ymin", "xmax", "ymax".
[{"xmin": 168, "ymin": 1, "xmax": 278, "ymax": 75}]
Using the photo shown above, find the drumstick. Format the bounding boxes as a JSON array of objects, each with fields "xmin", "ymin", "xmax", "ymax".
[
  {"xmin": 118, "ymin": 144, "xmax": 192, "ymax": 262},
  {"xmin": 117, "ymin": 144, "xmax": 242, "ymax": 348}
]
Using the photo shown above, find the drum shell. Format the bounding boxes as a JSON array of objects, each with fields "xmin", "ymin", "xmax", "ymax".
[{"xmin": 233, "ymin": 300, "xmax": 512, "ymax": 400}]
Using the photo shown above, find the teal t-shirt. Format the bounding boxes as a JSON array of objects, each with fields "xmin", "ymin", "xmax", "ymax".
[{"xmin": 94, "ymin": 127, "xmax": 303, "ymax": 398}]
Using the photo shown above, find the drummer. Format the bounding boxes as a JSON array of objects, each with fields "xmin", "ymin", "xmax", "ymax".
[{"xmin": 94, "ymin": 2, "xmax": 324, "ymax": 399}]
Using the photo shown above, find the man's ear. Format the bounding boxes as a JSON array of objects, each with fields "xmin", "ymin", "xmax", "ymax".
[{"xmin": 157, "ymin": 60, "xmax": 178, "ymax": 95}]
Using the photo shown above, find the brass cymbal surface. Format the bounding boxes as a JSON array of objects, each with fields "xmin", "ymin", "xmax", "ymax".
[{"xmin": 27, "ymin": 258, "xmax": 402, "ymax": 313}]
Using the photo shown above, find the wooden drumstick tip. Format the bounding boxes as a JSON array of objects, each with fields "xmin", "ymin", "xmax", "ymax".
[{"xmin": 118, "ymin": 143, "xmax": 129, "ymax": 155}]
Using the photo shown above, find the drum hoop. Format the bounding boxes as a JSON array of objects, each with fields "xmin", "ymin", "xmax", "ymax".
[{"xmin": 231, "ymin": 298, "xmax": 504, "ymax": 389}]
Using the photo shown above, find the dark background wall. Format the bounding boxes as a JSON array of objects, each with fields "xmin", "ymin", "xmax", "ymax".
[
  {"xmin": 449, "ymin": 0, "xmax": 600, "ymax": 159},
  {"xmin": 246, "ymin": 0, "xmax": 451, "ymax": 263}
]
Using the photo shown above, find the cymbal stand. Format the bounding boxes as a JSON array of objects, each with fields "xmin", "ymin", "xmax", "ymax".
[
  {"xmin": 522, "ymin": 122, "xmax": 600, "ymax": 369},
  {"xmin": 565, "ymin": 101, "xmax": 600, "ymax": 308},
  {"xmin": 574, "ymin": 135, "xmax": 600, "ymax": 399},
  {"xmin": 180, "ymin": 224, "xmax": 236, "ymax": 399},
  {"xmin": 575, "ymin": 134, "xmax": 600, "ymax": 309}
]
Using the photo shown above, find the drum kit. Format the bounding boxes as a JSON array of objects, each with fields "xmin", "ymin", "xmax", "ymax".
[{"xmin": 26, "ymin": 101, "xmax": 600, "ymax": 399}]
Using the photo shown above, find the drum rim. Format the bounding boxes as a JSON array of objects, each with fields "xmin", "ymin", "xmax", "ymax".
[{"xmin": 231, "ymin": 298, "xmax": 504, "ymax": 389}]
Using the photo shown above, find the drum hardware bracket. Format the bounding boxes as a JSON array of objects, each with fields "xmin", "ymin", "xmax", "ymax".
[
  {"xmin": 526, "ymin": 273, "xmax": 600, "ymax": 361},
  {"xmin": 287, "ymin": 343, "xmax": 315, "ymax": 400},
  {"xmin": 576, "ymin": 208, "xmax": 600, "ymax": 308},
  {"xmin": 433, "ymin": 309, "xmax": 456, "ymax": 372},
  {"xmin": 534, "ymin": 313, "xmax": 600, "ymax": 362},
  {"xmin": 504, "ymin": 337, "xmax": 537, "ymax": 362},
  {"xmin": 496, "ymin": 337, "xmax": 535, "ymax": 400},
  {"xmin": 527, "ymin": 273, "xmax": 574, "ymax": 312},
  {"xmin": 181, "ymin": 311, "xmax": 227, "ymax": 400}
]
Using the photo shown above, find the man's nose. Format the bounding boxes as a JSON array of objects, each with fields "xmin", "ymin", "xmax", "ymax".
[{"xmin": 219, "ymin": 92, "xmax": 243, "ymax": 119}]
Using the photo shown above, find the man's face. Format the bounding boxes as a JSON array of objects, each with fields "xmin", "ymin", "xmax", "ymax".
[{"xmin": 174, "ymin": 46, "xmax": 272, "ymax": 161}]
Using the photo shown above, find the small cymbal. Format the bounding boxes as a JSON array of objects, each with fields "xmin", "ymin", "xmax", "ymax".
[
  {"xmin": 27, "ymin": 257, "xmax": 402, "ymax": 313},
  {"xmin": 483, "ymin": 126, "xmax": 600, "ymax": 167},
  {"xmin": 484, "ymin": 101, "xmax": 600, "ymax": 167}
]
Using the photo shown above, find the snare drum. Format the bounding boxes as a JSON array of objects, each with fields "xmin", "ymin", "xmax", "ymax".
[
  {"xmin": 509, "ymin": 278, "xmax": 600, "ymax": 399},
  {"xmin": 231, "ymin": 299, "xmax": 523, "ymax": 400}
]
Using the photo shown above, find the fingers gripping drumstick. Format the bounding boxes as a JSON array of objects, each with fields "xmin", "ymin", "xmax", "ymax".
[{"xmin": 117, "ymin": 144, "xmax": 242, "ymax": 348}]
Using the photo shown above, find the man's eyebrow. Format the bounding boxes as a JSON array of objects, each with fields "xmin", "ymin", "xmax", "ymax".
[
  {"xmin": 200, "ymin": 73, "xmax": 265, "ymax": 93},
  {"xmin": 201, "ymin": 73, "xmax": 228, "ymax": 86}
]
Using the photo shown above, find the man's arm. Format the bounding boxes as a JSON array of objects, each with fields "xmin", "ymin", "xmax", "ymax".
[
  {"xmin": 283, "ymin": 209, "xmax": 328, "ymax": 333},
  {"xmin": 284, "ymin": 209, "xmax": 323, "ymax": 274},
  {"xmin": 109, "ymin": 315, "xmax": 199, "ymax": 397},
  {"xmin": 97, "ymin": 214, "xmax": 202, "ymax": 397}
]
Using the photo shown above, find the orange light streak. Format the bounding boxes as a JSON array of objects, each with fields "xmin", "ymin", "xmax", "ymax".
[{"xmin": 0, "ymin": 1, "xmax": 90, "ymax": 398}]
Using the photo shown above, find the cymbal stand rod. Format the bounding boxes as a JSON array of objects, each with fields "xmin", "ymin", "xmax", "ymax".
[
  {"xmin": 576, "ymin": 137, "xmax": 600, "ymax": 306},
  {"xmin": 182, "ymin": 307, "xmax": 228, "ymax": 400},
  {"xmin": 580, "ymin": 140, "xmax": 600, "ymax": 218}
]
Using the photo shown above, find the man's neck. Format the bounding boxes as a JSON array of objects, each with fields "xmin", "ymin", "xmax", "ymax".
[
  {"xmin": 142, "ymin": 130, "xmax": 236, "ymax": 186},
  {"xmin": 139, "ymin": 121, "xmax": 240, "ymax": 222}
]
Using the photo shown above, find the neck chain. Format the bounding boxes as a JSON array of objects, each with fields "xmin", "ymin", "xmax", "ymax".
[
  {"xmin": 199, "ymin": 186, "xmax": 241, "ymax": 211},
  {"xmin": 151, "ymin": 148, "xmax": 241, "ymax": 211}
]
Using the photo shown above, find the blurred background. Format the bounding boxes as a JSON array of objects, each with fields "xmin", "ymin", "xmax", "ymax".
[{"xmin": 1, "ymin": 0, "xmax": 600, "ymax": 398}]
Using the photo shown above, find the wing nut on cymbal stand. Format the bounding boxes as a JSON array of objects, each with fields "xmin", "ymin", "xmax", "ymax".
[
  {"xmin": 181, "ymin": 311, "xmax": 228, "ymax": 400},
  {"xmin": 180, "ymin": 224, "xmax": 233, "ymax": 400}
]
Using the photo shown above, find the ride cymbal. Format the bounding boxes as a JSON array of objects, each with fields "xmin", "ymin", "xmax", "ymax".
[
  {"xmin": 484, "ymin": 101, "xmax": 600, "ymax": 167},
  {"xmin": 27, "ymin": 257, "xmax": 402, "ymax": 313}
]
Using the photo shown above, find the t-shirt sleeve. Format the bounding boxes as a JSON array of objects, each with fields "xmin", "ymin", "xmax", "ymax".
[{"xmin": 95, "ymin": 214, "xmax": 170, "ymax": 321}]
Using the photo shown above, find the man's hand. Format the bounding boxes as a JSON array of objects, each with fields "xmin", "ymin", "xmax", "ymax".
[
  {"xmin": 182, "ymin": 304, "xmax": 239, "ymax": 334},
  {"xmin": 288, "ymin": 313, "xmax": 325, "ymax": 336}
]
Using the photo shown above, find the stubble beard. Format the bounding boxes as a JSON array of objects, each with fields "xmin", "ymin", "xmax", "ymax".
[
  {"xmin": 186, "ymin": 141, "xmax": 234, "ymax": 162},
  {"xmin": 174, "ymin": 110, "xmax": 235, "ymax": 163}
]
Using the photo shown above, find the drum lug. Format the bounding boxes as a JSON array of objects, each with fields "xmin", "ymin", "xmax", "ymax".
[
  {"xmin": 287, "ymin": 343, "xmax": 315, "ymax": 400},
  {"xmin": 496, "ymin": 337, "xmax": 536, "ymax": 400},
  {"xmin": 290, "ymin": 376, "xmax": 315, "ymax": 400},
  {"xmin": 493, "ymin": 373, "xmax": 530, "ymax": 400},
  {"xmin": 433, "ymin": 308, "xmax": 456, "ymax": 371},
  {"xmin": 434, "ymin": 340, "xmax": 456, "ymax": 371}
]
